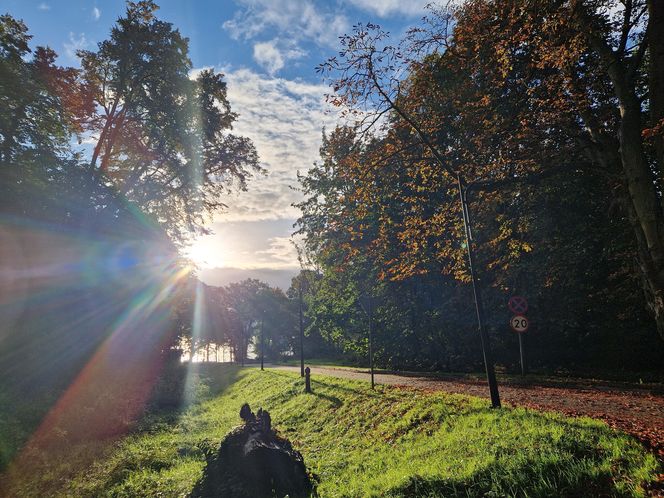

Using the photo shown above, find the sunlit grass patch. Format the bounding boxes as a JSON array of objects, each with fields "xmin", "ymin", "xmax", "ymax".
[{"xmin": 3, "ymin": 365, "xmax": 660, "ymax": 497}]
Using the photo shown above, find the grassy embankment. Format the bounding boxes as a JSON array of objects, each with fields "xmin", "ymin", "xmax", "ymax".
[{"xmin": 2, "ymin": 365, "xmax": 660, "ymax": 497}]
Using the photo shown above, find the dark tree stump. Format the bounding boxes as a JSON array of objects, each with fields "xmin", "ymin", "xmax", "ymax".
[{"xmin": 190, "ymin": 404, "xmax": 314, "ymax": 498}]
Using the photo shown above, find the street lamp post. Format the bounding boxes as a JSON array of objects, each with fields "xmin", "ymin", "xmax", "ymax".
[
  {"xmin": 358, "ymin": 293, "xmax": 375, "ymax": 390},
  {"xmin": 299, "ymin": 280, "xmax": 305, "ymax": 377},
  {"xmin": 241, "ymin": 326, "xmax": 245, "ymax": 367},
  {"xmin": 260, "ymin": 312, "xmax": 265, "ymax": 371},
  {"xmin": 457, "ymin": 173, "xmax": 501, "ymax": 408},
  {"xmin": 368, "ymin": 297, "xmax": 374, "ymax": 389}
]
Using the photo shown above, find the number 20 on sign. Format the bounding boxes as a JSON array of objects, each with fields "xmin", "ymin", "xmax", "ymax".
[{"xmin": 510, "ymin": 315, "xmax": 529, "ymax": 333}]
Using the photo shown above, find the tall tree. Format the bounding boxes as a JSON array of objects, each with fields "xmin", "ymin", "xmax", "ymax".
[
  {"xmin": 318, "ymin": 1, "xmax": 664, "ymax": 342},
  {"xmin": 78, "ymin": 1, "xmax": 260, "ymax": 242}
]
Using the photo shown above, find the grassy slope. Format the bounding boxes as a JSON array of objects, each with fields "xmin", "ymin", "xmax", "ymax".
[{"xmin": 6, "ymin": 365, "xmax": 661, "ymax": 497}]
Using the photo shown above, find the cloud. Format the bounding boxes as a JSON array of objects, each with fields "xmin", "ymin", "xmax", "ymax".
[
  {"xmin": 63, "ymin": 32, "xmax": 89, "ymax": 60},
  {"xmin": 252, "ymin": 39, "xmax": 306, "ymax": 75},
  {"xmin": 346, "ymin": 0, "xmax": 428, "ymax": 17},
  {"xmin": 255, "ymin": 235, "xmax": 300, "ymax": 266},
  {"xmin": 203, "ymin": 66, "xmax": 338, "ymax": 223},
  {"xmin": 223, "ymin": 0, "xmax": 348, "ymax": 48},
  {"xmin": 37, "ymin": 3, "xmax": 50, "ymax": 10},
  {"xmin": 253, "ymin": 41, "xmax": 285, "ymax": 74},
  {"xmin": 200, "ymin": 267, "xmax": 297, "ymax": 290},
  {"xmin": 186, "ymin": 219, "xmax": 301, "ymax": 271},
  {"xmin": 92, "ymin": 7, "xmax": 101, "ymax": 20}
]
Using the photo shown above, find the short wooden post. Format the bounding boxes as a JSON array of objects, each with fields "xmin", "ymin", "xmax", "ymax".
[{"xmin": 304, "ymin": 367, "xmax": 311, "ymax": 393}]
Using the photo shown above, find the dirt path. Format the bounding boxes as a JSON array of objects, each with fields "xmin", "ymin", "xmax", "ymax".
[{"xmin": 272, "ymin": 365, "xmax": 664, "ymax": 464}]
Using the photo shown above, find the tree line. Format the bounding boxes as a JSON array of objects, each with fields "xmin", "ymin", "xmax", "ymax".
[
  {"xmin": 3, "ymin": 0, "xmax": 663, "ymax": 390},
  {"xmin": 293, "ymin": 0, "xmax": 664, "ymax": 373},
  {"xmin": 0, "ymin": 1, "xmax": 260, "ymax": 392},
  {"xmin": 172, "ymin": 273, "xmax": 336, "ymax": 366}
]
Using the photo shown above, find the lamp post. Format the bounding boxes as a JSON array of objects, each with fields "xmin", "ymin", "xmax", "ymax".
[
  {"xmin": 358, "ymin": 293, "xmax": 375, "ymax": 389},
  {"xmin": 457, "ymin": 173, "xmax": 501, "ymax": 408},
  {"xmin": 260, "ymin": 311, "xmax": 265, "ymax": 371},
  {"xmin": 299, "ymin": 279, "xmax": 305, "ymax": 377},
  {"xmin": 368, "ymin": 297, "xmax": 374, "ymax": 390}
]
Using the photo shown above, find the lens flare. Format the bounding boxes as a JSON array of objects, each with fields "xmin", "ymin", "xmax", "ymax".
[{"xmin": 0, "ymin": 212, "xmax": 193, "ymax": 490}]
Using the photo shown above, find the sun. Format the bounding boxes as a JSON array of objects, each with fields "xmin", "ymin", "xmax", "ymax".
[{"xmin": 185, "ymin": 237, "xmax": 225, "ymax": 269}]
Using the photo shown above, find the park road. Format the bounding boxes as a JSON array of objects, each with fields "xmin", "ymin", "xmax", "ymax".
[{"xmin": 269, "ymin": 364, "xmax": 664, "ymax": 466}]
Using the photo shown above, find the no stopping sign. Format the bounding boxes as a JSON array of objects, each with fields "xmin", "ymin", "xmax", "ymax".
[{"xmin": 508, "ymin": 296, "xmax": 528, "ymax": 314}]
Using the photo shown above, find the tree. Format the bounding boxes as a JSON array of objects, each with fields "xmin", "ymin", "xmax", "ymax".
[
  {"xmin": 317, "ymin": 1, "xmax": 664, "ymax": 343},
  {"xmin": 0, "ymin": 14, "xmax": 94, "ymax": 222},
  {"xmin": 560, "ymin": 0, "xmax": 664, "ymax": 338},
  {"xmin": 77, "ymin": 1, "xmax": 261, "ymax": 242},
  {"xmin": 254, "ymin": 286, "xmax": 294, "ymax": 363},
  {"xmin": 0, "ymin": 15, "xmax": 89, "ymax": 166},
  {"xmin": 295, "ymin": 2, "xmax": 664, "ymax": 372}
]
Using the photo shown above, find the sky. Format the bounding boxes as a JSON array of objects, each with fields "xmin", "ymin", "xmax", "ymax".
[{"xmin": 2, "ymin": 0, "xmax": 429, "ymax": 289}]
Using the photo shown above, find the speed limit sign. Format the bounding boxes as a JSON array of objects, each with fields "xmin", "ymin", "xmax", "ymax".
[{"xmin": 510, "ymin": 315, "xmax": 529, "ymax": 333}]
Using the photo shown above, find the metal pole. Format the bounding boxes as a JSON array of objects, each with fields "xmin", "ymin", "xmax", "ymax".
[
  {"xmin": 369, "ymin": 297, "xmax": 375, "ymax": 390},
  {"xmin": 241, "ymin": 326, "xmax": 245, "ymax": 367},
  {"xmin": 299, "ymin": 281, "xmax": 305, "ymax": 377},
  {"xmin": 457, "ymin": 174, "xmax": 501, "ymax": 408},
  {"xmin": 518, "ymin": 333, "xmax": 526, "ymax": 376},
  {"xmin": 260, "ymin": 315, "xmax": 264, "ymax": 371}
]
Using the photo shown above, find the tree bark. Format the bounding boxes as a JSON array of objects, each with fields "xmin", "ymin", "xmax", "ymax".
[
  {"xmin": 648, "ymin": 0, "xmax": 664, "ymax": 178},
  {"xmin": 90, "ymin": 99, "xmax": 119, "ymax": 170},
  {"xmin": 573, "ymin": 2, "xmax": 664, "ymax": 340}
]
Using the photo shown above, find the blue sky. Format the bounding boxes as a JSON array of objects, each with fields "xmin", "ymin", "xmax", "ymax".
[{"xmin": 2, "ymin": 0, "xmax": 429, "ymax": 288}]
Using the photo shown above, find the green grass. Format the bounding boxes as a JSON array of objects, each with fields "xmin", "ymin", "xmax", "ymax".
[
  {"xmin": 2, "ymin": 365, "xmax": 660, "ymax": 497},
  {"xmin": 277, "ymin": 357, "xmax": 358, "ymax": 369},
  {"xmin": 277, "ymin": 360, "xmax": 664, "ymax": 389}
]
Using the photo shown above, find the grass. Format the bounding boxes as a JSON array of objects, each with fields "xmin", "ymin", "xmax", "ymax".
[
  {"xmin": 276, "ymin": 360, "xmax": 664, "ymax": 394},
  {"xmin": 1, "ymin": 364, "xmax": 660, "ymax": 497},
  {"xmin": 277, "ymin": 357, "xmax": 358, "ymax": 369}
]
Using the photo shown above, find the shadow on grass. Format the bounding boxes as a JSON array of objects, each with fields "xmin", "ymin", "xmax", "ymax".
[
  {"xmin": 0, "ymin": 363, "xmax": 243, "ymax": 497},
  {"xmin": 223, "ymin": 368, "xmax": 655, "ymax": 498},
  {"xmin": 310, "ymin": 387, "xmax": 342, "ymax": 408},
  {"xmin": 265, "ymin": 369, "xmax": 400, "ymax": 403},
  {"xmin": 139, "ymin": 363, "xmax": 243, "ymax": 426},
  {"xmin": 387, "ymin": 458, "xmax": 617, "ymax": 498}
]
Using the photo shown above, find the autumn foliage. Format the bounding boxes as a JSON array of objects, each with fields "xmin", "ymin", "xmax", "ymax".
[{"xmin": 296, "ymin": 0, "xmax": 664, "ymax": 371}]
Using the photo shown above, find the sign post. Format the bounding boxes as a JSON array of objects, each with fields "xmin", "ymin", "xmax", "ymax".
[
  {"xmin": 299, "ymin": 281, "xmax": 305, "ymax": 378},
  {"xmin": 518, "ymin": 333, "xmax": 526, "ymax": 376},
  {"xmin": 359, "ymin": 294, "xmax": 375, "ymax": 389},
  {"xmin": 508, "ymin": 296, "xmax": 529, "ymax": 376}
]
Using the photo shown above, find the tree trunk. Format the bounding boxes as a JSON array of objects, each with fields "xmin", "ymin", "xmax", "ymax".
[
  {"xmin": 648, "ymin": 0, "xmax": 664, "ymax": 179},
  {"xmin": 613, "ymin": 76, "xmax": 664, "ymax": 341},
  {"xmin": 90, "ymin": 99, "xmax": 119, "ymax": 170},
  {"xmin": 572, "ymin": 1, "xmax": 664, "ymax": 340}
]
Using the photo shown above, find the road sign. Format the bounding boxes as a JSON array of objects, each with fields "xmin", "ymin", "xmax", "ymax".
[
  {"xmin": 508, "ymin": 295, "xmax": 528, "ymax": 314},
  {"xmin": 510, "ymin": 315, "xmax": 529, "ymax": 333}
]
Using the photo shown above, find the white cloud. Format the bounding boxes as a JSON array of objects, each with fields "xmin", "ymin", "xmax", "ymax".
[
  {"xmin": 37, "ymin": 3, "xmax": 50, "ymax": 10},
  {"xmin": 207, "ymin": 66, "xmax": 339, "ymax": 223},
  {"xmin": 63, "ymin": 32, "xmax": 89, "ymax": 60},
  {"xmin": 252, "ymin": 39, "xmax": 306, "ymax": 75},
  {"xmin": 255, "ymin": 235, "xmax": 300, "ymax": 267},
  {"xmin": 200, "ymin": 266, "xmax": 297, "ymax": 289},
  {"xmin": 346, "ymin": 0, "xmax": 428, "ymax": 17},
  {"xmin": 223, "ymin": 0, "xmax": 348, "ymax": 48},
  {"xmin": 92, "ymin": 7, "xmax": 101, "ymax": 20},
  {"xmin": 253, "ymin": 41, "xmax": 284, "ymax": 74},
  {"xmin": 186, "ymin": 219, "xmax": 301, "ymax": 272}
]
